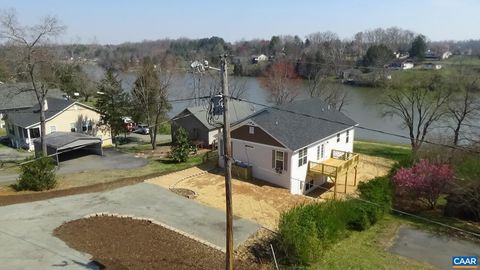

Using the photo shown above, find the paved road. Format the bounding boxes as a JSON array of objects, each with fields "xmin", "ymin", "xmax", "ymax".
[
  {"xmin": 0, "ymin": 149, "xmax": 148, "ymax": 184},
  {"xmin": 0, "ymin": 182, "xmax": 260, "ymax": 270},
  {"xmin": 390, "ymin": 226, "xmax": 480, "ymax": 269}
]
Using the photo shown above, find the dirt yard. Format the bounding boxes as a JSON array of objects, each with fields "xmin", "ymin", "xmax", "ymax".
[
  {"xmin": 55, "ymin": 216, "xmax": 261, "ymax": 270},
  {"xmin": 147, "ymin": 154, "xmax": 394, "ymax": 230}
]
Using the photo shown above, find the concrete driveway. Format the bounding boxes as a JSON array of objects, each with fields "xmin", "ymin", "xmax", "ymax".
[
  {"xmin": 0, "ymin": 182, "xmax": 260, "ymax": 269},
  {"xmin": 390, "ymin": 226, "xmax": 480, "ymax": 269},
  {"xmin": 0, "ymin": 148, "xmax": 148, "ymax": 184}
]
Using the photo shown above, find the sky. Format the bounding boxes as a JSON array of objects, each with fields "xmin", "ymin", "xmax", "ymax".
[{"xmin": 2, "ymin": 0, "xmax": 480, "ymax": 44}]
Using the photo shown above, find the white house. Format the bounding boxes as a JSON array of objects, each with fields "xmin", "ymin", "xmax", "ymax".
[
  {"xmin": 218, "ymin": 99, "xmax": 358, "ymax": 195},
  {"xmin": 4, "ymin": 97, "xmax": 112, "ymax": 151},
  {"xmin": 251, "ymin": 54, "xmax": 269, "ymax": 63}
]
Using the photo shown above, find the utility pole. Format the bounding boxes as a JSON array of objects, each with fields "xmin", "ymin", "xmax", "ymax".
[{"xmin": 221, "ymin": 55, "xmax": 234, "ymax": 270}]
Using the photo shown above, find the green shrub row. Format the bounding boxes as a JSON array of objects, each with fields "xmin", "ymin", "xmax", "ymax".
[{"xmin": 277, "ymin": 177, "xmax": 393, "ymax": 266}]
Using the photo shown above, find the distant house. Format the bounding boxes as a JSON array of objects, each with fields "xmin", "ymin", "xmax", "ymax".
[
  {"xmin": 0, "ymin": 83, "xmax": 64, "ymax": 132},
  {"xmin": 393, "ymin": 51, "xmax": 410, "ymax": 60},
  {"xmin": 423, "ymin": 63, "xmax": 442, "ymax": 70},
  {"xmin": 251, "ymin": 54, "xmax": 269, "ymax": 64},
  {"xmin": 171, "ymin": 100, "xmax": 256, "ymax": 147},
  {"xmin": 441, "ymin": 51, "xmax": 452, "ymax": 59},
  {"xmin": 388, "ymin": 59, "xmax": 414, "ymax": 70},
  {"xmin": 218, "ymin": 98, "xmax": 358, "ymax": 195},
  {"xmin": 4, "ymin": 97, "xmax": 111, "ymax": 151}
]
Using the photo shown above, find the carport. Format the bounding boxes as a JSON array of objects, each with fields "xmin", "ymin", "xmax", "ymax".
[{"xmin": 33, "ymin": 132, "xmax": 103, "ymax": 164}]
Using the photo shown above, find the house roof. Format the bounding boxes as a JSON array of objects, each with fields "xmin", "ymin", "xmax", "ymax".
[
  {"xmin": 33, "ymin": 132, "xmax": 101, "ymax": 151},
  {"xmin": 0, "ymin": 83, "xmax": 65, "ymax": 112},
  {"xmin": 6, "ymin": 97, "xmax": 77, "ymax": 128},
  {"xmin": 180, "ymin": 100, "xmax": 257, "ymax": 130},
  {"xmin": 246, "ymin": 98, "xmax": 357, "ymax": 150}
]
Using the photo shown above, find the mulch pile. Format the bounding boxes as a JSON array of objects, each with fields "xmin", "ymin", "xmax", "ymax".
[{"xmin": 54, "ymin": 216, "xmax": 261, "ymax": 270}]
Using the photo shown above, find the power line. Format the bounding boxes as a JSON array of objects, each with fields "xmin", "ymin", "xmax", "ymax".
[{"xmin": 229, "ymin": 96, "xmax": 480, "ymax": 155}]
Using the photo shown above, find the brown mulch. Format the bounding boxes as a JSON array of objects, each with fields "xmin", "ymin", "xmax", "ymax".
[
  {"xmin": 0, "ymin": 170, "xmax": 171, "ymax": 207},
  {"xmin": 54, "ymin": 216, "xmax": 262, "ymax": 270}
]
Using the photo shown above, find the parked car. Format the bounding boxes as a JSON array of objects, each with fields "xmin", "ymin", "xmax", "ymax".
[{"xmin": 134, "ymin": 124, "xmax": 150, "ymax": 135}]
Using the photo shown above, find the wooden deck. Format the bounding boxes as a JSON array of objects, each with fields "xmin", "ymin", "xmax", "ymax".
[{"xmin": 307, "ymin": 149, "xmax": 360, "ymax": 199}]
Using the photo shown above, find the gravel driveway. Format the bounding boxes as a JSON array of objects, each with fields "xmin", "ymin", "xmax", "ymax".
[{"xmin": 0, "ymin": 182, "xmax": 260, "ymax": 269}]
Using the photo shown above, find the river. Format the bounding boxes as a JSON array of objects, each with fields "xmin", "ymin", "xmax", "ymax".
[{"xmin": 83, "ymin": 64, "xmax": 419, "ymax": 144}]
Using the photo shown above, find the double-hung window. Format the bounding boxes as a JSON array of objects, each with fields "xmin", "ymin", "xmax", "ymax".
[
  {"xmin": 275, "ymin": 151, "xmax": 284, "ymax": 171},
  {"xmin": 336, "ymin": 133, "xmax": 340, "ymax": 143},
  {"xmin": 346, "ymin": 130, "xmax": 350, "ymax": 143},
  {"xmin": 298, "ymin": 147, "xmax": 308, "ymax": 167}
]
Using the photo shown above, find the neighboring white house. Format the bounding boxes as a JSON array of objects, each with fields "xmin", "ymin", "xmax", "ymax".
[
  {"xmin": 218, "ymin": 98, "xmax": 357, "ymax": 195},
  {"xmin": 251, "ymin": 54, "xmax": 269, "ymax": 63},
  {"xmin": 4, "ymin": 97, "xmax": 112, "ymax": 151},
  {"xmin": 0, "ymin": 113, "xmax": 4, "ymax": 129}
]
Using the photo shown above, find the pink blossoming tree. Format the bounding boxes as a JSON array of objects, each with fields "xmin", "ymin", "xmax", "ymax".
[{"xmin": 393, "ymin": 159, "xmax": 454, "ymax": 209}]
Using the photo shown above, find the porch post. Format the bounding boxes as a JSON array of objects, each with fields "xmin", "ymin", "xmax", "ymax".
[
  {"xmin": 27, "ymin": 128, "xmax": 31, "ymax": 148},
  {"xmin": 333, "ymin": 178, "xmax": 337, "ymax": 200},
  {"xmin": 354, "ymin": 166, "xmax": 358, "ymax": 186},
  {"xmin": 344, "ymin": 169, "xmax": 348, "ymax": 193}
]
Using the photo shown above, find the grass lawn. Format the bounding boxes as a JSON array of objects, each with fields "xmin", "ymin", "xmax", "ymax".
[
  {"xmin": 0, "ymin": 128, "xmax": 6, "ymax": 137},
  {"xmin": 313, "ymin": 215, "xmax": 436, "ymax": 270},
  {"xmin": 354, "ymin": 140, "xmax": 411, "ymax": 163}
]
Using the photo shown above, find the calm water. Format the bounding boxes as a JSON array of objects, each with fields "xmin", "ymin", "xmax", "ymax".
[{"xmin": 83, "ymin": 64, "xmax": 419, "ymax": 144}]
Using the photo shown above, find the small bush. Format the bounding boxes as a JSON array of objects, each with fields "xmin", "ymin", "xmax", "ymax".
[
  {"xmin": 15, "ymin": 157, "xmax": 56, "ymax": 191},
  {"xmin": 170, "ymin": 128, "xmax": 191, "ymax": 163}
]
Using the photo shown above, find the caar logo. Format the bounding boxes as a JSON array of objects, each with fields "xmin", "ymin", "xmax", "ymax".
[{"xmin": 452, "ymin": 256, "xmax": 478, "ymax": 269}]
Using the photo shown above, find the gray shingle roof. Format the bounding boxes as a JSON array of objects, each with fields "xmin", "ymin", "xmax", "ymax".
[
  {"xmin": 249, "ymin": 98, "xmax": 358, "ymax": 150},
  {"xmin": 184, "ymin": 100, "xmax": 257, "ymax": 130},
  {"xmin": 0, "ymin": 83, "xmax": 65, "ymax": 111},
  {"xmin": 7, "ymin": 97, "xmax": 75, "ymax": 128}
]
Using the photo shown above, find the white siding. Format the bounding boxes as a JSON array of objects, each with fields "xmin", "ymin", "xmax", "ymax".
[
  {"xmin": 219, "ymin": 128, "xmax": 355, "ymax": 195},
  {"xmin": 219, "ymin": 139, "xmax": 291, "ymax": 189},
  {"xmin": 208, "ymin": 129, "xmax": 219, "ymax": 145},
  {"xmin": 289, "ymin": 128, "xmax": 355, "ymax": 195}
]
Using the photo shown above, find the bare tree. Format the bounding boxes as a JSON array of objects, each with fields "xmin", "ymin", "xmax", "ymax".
[
  {"xmin": 382, "ymin": 75, "xmax": 452, "ymax": 155},
  {"xmin": 260, "ymin": 59, "xmax": 300, "ymax": 105},
  {"xmin": 306, "ymin": 68, "xmax": 348, "ymax": 111},
  {"xmin": 447, "ymin": 77, "xmax": 479, "ymax": 145},
  {"xmin": 0, "ymin": 10, "xmax": 66, "ymax": 156},
  {"xmin": 132, "ymin": 57, "xmax": 171, "ymax": 150}
]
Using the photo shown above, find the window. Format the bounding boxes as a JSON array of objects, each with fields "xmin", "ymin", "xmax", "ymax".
[
  {"xmin": 70, "ymin": 123, "xmax": 77, "ymax": 132},
  {"xmin": 249, "ymin": 126, "xmax": 255, "ymax": 134},
  {"xmin": 82, "ymin": 121, "xmax": 93, "ymax": 132},
  {"xmin": 30, "ymin": 128, "xmax": 40, "ymax": 139},
  {"xmin": 317, "ymin": 144, "xmax": 325, "ymax": 160},
  {"xmin": 50, "ymin": 126, "xmax": 56, "ymax": 133},
  {"xmin": 336, "ymin": 133, "xmax": 340, "ymax": 143},
  {"xmin": 275, "ymin": 151, "xmax": 284, "ymax": 172},
  {"xmin": 23, "ymin": 128, "xmax": 28, "ymax": 138},
  {"xmin": 346, "ymin": 130, "xmax": 350, "ymax": 143},
  {"xmin": 298, "ymin": 147, "xmax": 308, "ymax": 167}
]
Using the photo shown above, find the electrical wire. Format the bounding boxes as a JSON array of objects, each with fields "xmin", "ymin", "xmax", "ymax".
[{"xmin": 229, "ymin": 96, "xmax": 480, "ymax": 155}]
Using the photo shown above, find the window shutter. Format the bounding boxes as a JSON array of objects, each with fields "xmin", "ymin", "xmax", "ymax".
[
  {"xmin": 272, "ymin": 150, "xmax": 275, "ymax": 168},
  {"xmin": 284, "ymin": 152, "xmax": 288, "ymax": 171}
]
